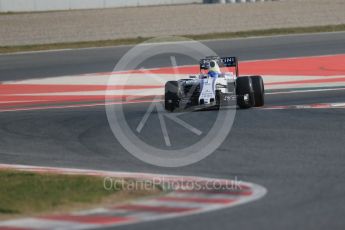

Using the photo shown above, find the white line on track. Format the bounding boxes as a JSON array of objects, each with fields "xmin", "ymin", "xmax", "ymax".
[{"xmin": 266, "ymin": 87, "xmax": 345, "ymax": 95}]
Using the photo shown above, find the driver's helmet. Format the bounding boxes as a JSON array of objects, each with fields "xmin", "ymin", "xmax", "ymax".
[{"xmin": 208, "ymin": 60, "xmax": 221, "ymax": 78}]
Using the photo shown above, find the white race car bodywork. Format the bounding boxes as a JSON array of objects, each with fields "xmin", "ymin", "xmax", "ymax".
[{"xmin": 190, "ymin": 72, "xmax": 236, "ymax": 105}]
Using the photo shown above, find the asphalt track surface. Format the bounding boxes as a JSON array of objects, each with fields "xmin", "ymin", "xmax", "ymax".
[{"xmin": 1, "ymin": 32, "xmax": 345, "ymax": 230}]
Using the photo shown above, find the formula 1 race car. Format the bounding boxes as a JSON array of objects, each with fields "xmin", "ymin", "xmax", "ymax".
[{"xmin": 164, "ymin": 56, "xmax": 264, "ymax": 112}]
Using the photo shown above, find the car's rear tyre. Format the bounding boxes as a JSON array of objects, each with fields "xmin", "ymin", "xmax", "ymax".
[
  {"xmin": 236, "ymin": 76, "xmax": 254, "ymax": 109},
  {"xmin": 250, "ymin": 75, "xmax": 265, "ymax": 107},
  {"xmin": 165, "ymin": 81, "xmax": 180, "ymax": 112}
]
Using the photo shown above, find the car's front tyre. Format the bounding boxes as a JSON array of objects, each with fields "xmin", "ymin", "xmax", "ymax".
[{"xmin": 165, "ymin": 81, "xmax": 180, "ymax": 112}]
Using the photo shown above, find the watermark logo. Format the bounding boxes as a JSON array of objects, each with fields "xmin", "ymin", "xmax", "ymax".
[
  {"xmin": 105, "ymin": 37, "xmax": 236, "ymax": 167},
  {"xmin": 103, "ymin": 176, "xmax": 243, "ymax": 192}
]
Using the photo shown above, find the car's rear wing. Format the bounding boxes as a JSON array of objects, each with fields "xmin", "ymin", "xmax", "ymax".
[{"xmin": 199, "ymin": 56, "xmax": 239, "ymax": 76}]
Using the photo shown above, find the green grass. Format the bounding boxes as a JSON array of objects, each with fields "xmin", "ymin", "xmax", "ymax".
[
  {"xmin": 0, "ymin": 170, "xmax": 160, "ymax": 219},
  {"xmin": 0, "ymin": 24, "xmax": 345, "ymax": 54}
]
